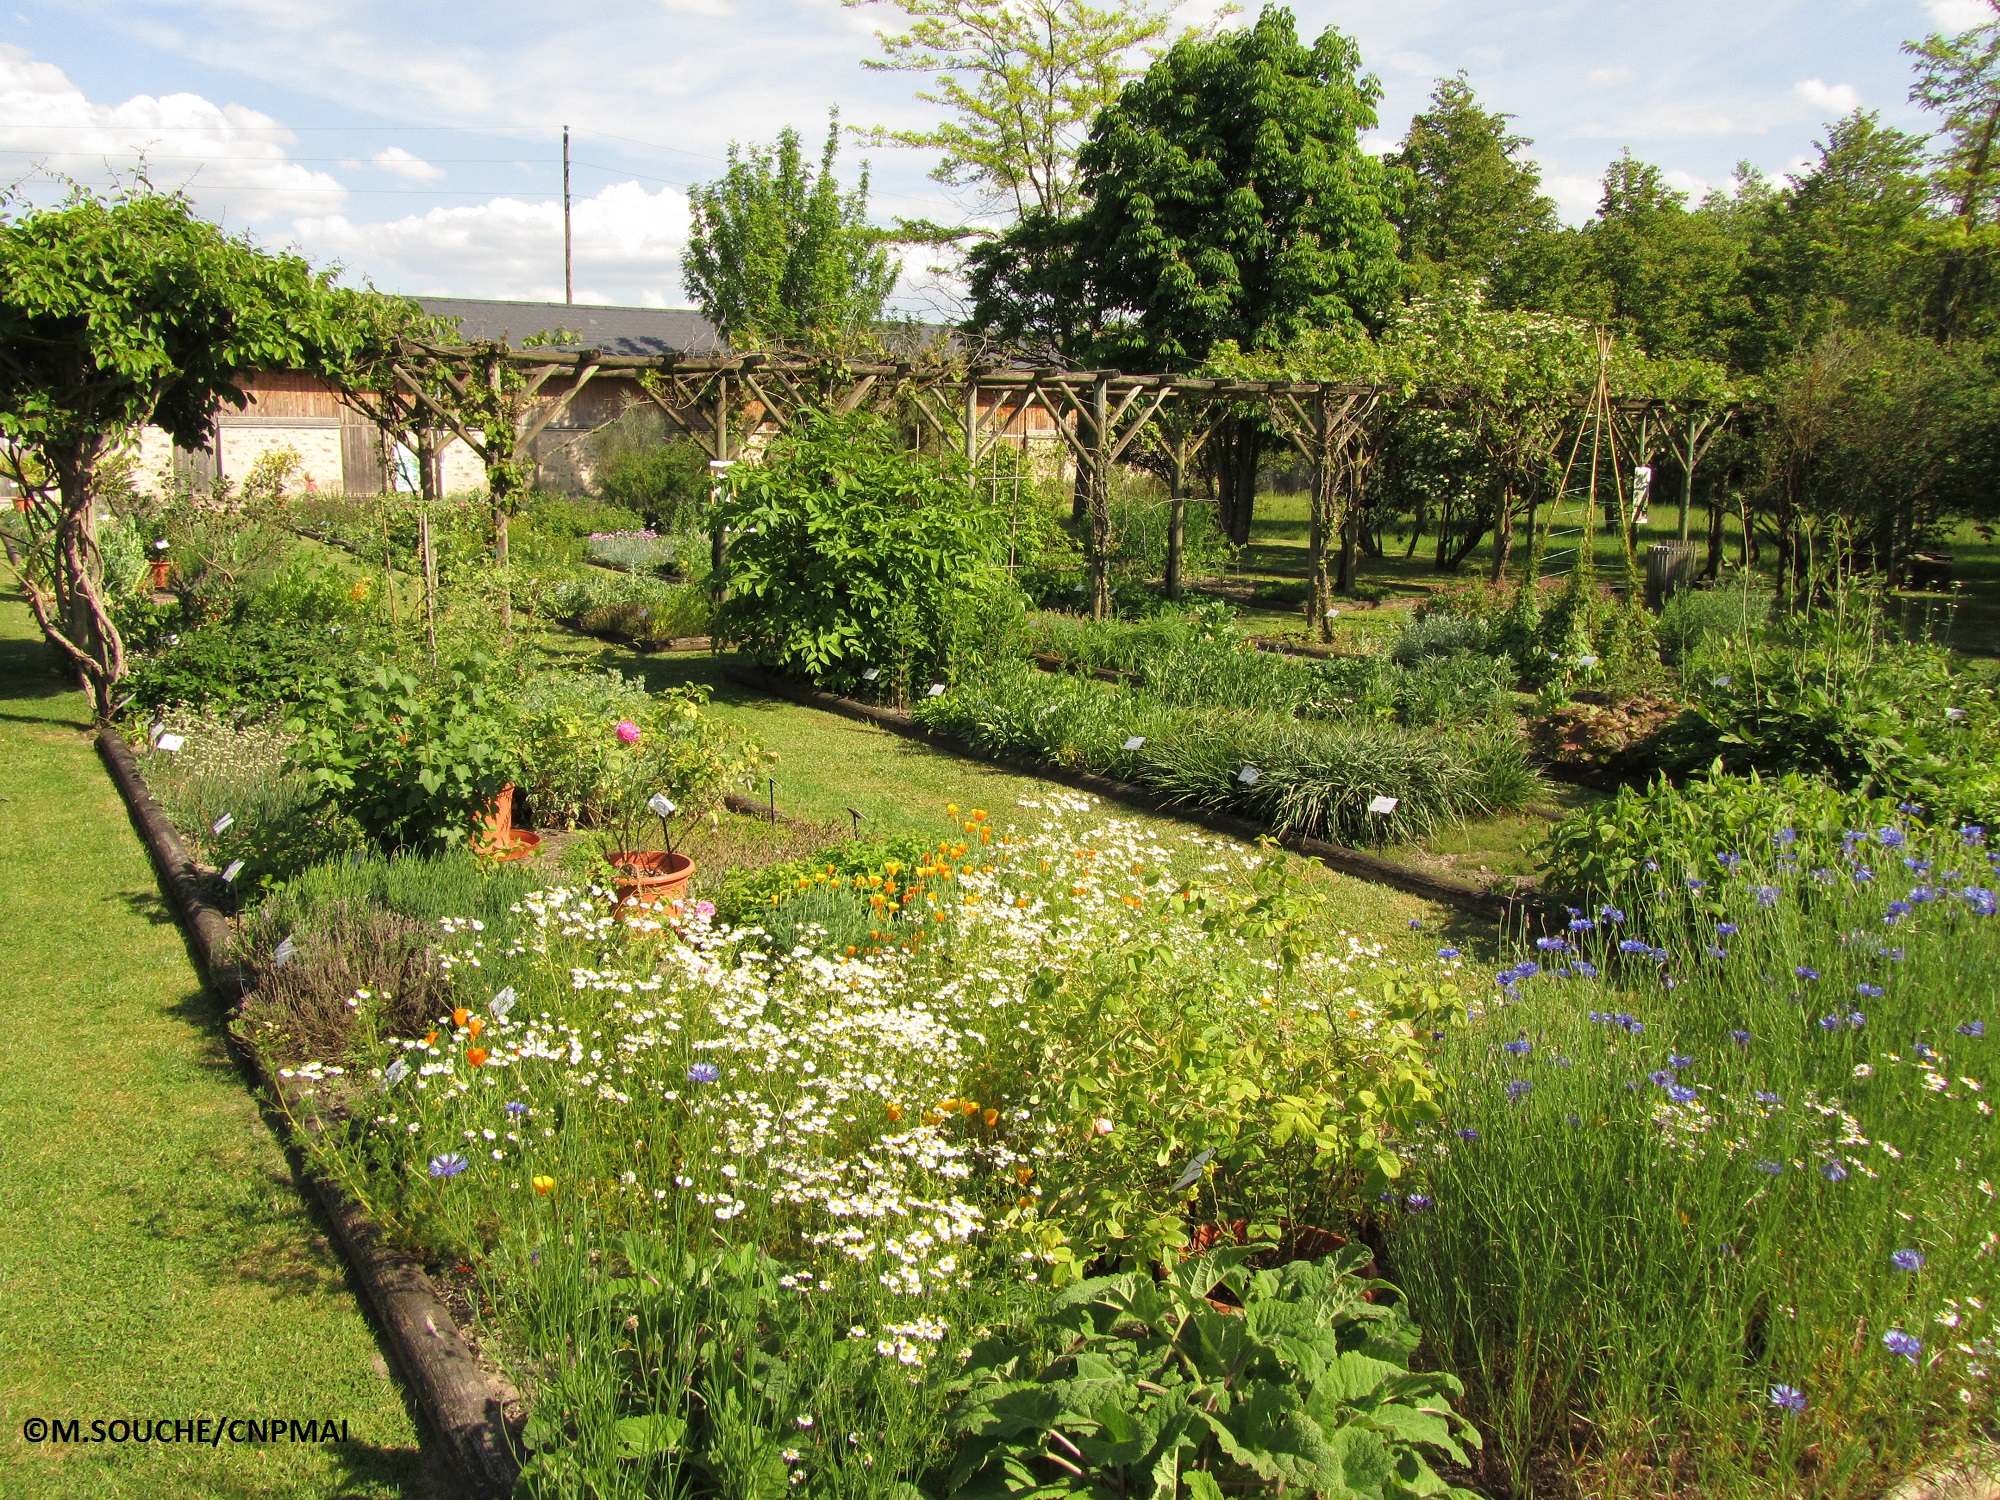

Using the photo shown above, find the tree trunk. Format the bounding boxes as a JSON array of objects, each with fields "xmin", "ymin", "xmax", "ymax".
[
  {"xmin": 1488, "ymin": 485, "xmax": 1515, "ymax": 583},
  {"xmin": 35, "ymin": 440, "xmax": 123, "ymax": 718},
  {"xmin": 1165, "ymin": 451, "xmax": 1186, "ymax": 601},
  {"xmin": 1704, "ymin": 494, "xmax": 1725, "ymax": 580}
]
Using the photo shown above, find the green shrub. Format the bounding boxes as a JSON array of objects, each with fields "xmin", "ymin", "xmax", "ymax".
[
  {"xmin": 1654, "ymin": 574, "xmax": 1771, "ymax": 660},
  {"xmin": 945, "ymin": 1246, "xmax": 1479, "ymax": 1500},
  {"xmin": 288, "ymin": 658, "xmax": 521, "ymax": 852},
  {"xmin": 515, "ymin": 668, "xmax": 651, "ymax": 829},
  {"xmin": 594, "ymin": 440, "xmax": 711, "ymax": 532},
  {"xmin": 1387, "ymin": 612, "xmax": 1488, "ymax": 665},
  {"xmin": 541, "ymin": 569, "xmax": 712, "ymax": 645},
  {"xmin": 715, "ymin": 411, "xmax": 1022, "ymax": 700}
]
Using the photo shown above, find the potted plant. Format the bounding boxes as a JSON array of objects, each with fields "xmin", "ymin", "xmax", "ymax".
[
  {"xmin": 608, "ymin": 790, "xmax": 692, "ymax": 913},
  {"xmin": 600, "ymin": 716, "xmax": 698, "ymax": 914},
  {"xmin": 148, "ymin": 537, "xmax": 171, "ymax": 589},
  {"xmin": 474, "ymin": 782, "xmax": 541, "ymax": 862}
]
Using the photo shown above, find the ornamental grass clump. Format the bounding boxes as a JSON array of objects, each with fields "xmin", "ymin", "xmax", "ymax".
[
  {"xmin": 271, "ymin": 793, "xmax": 1453, "ymax": 1495},
  {"xmin": 1393, "ymin": 803, "xmax": 2000, "ymax": 1495}
]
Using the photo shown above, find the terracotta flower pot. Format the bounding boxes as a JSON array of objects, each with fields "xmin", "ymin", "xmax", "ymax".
[
  {"xmin": 609, "ymin": 850, "xmax": 695, "ymax": 912},
  {"xmin": 149, "ymin": 558, "xmax": 171, "ymax": 589},
  {"xmin": 475, "ymin": 784, "xmax": 539, "ymax": 860}
]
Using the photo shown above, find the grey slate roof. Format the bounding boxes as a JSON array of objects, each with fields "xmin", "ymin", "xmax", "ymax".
[{"xmin": 412, "ymin": 297, "xmax": 724, "ymax": 357}]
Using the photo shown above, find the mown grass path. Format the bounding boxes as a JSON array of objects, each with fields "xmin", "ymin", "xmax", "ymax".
[{"xmin": 0, "ymin": 594, "xmax": 428, "ymax": 1500}]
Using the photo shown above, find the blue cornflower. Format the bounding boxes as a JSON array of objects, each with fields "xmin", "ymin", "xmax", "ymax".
[
  {"xmin": 1644, "ymin": 859, "xmax": 1660, "ymax": 872},
  {"xmin": 1717, "ymin": 922, "xmax": 1739, "ymax": 937},
  {"xmin": 1857, "ymin": 982, "xmax": 1884, "ymax": 998},
  {"xmin": 1820, "ymin": 1015, "xmax": 1845, "ymax": 1031},
  {"xmin": 428, "ymin": 1153, "xmax": 469, "ymax": 1179},
  {"xmin": 1536, "ymin": 936, "xmax": 1568, "ymax": 952},
  {"xmin": 1505, "ymin": 1079, "xmax": 1532, "ymax": 1101},
  {"xmin": 1960, "ymin": 1020, "xmax": 1986, "ymax": 1037},
  {"xmin": 1409, "ymin": 918, "xmax": 1423, "ymax": 929},
  {"xmin": 1668, "ymin": 1053, "xmax": 1693, "ymax": 1069},
  {"xmin": 1731, "ymin": 1029, "xmax": 1752, "ymax": 1045},
  {"xmin": 1905, "ymin": 857, "xmax": 1932, "ymax": 874},
  {"xmin": 1755, "ymin": 886, "xmax": 1780, "ymax": 908},
  {"xmin": 1773, "ymin": 828, "xmax": 1798, "ymax": 847},
  {"xmin": 1514, "ymin": 960, "xmax": 1541, "ymax": 979},
  {"xmin": 1404, "ymin": 1193, "xmax": 1433, "ymax": 1212},
  {"xmin": 1811, "ymin": 867, "xmax": 1835, "ymax": 884},
  {"xmin": 1891, "ymin": 1248, "xmax": 1925, "ymax": 1272},
  {"xmin": 1915, "ymin": 1042, "xmax": 1936, "ymax": 1061},
  {"xmin": 1648, "ymin": 1069, "xmax": 1675, "ymax": 1087},
  {"xmin": 687, "ymin": 1062, "xmax": 722, "ymax": 1083},
  {"xmin": 1848, "ymin": 1011, "xmax": 1866, "ymax": 1029},
  {"xmin": 1882, "ymin": 946, "xmax": 1907, "ymax": 962},
  {"xmin": 1667, "ymin": 1085, "xmax": 1698, "ymax": 1104},
  {"xmin": 1599, "ymin": 905, "xmax": 1625, "ymax": 924},
  {"xmin": 1616, "ymin": 1012, "xmax": 1642, "ymax": 1033},
  {"xmin": 1878, "ymin": 826, "xmax": 1908, "ymax": 849},
  {"xmin": 1503, "ymin": 1038, "xmax": 1531, "ymax": 1056},
  {"xmin": 1754, "ymin": 1159, "xmax": 1784, "ymax": 1175},
  {"xmin": 504, "ymin": 1101, "xmax": 529, "ymax": 1116},
  {"xmin": 1496, "ymin": 970, "xmax": 1520, "ymax": 989},
  {"xmin": 1883, "ymin": 1329, "xmax": 1922, "ymax": 1362},
  {"xmin": 1962, "ymin": 824, "xmax": 1986, "ymax": 846},
  {"xmin": 1569, "ymin": 916, "xmax": 1596, "ymax": 933},
  {"xmin": 1843, "ymin": 829, "xmax": 1866, "ymax": 849},
  {"xmin": 1574, "ymin": 960, "xmax": 1599, "ymax": 979},
  {"xmin": 1769, "ymin": 1384, "xmax": 1807, "ymax": 1414},
  {"xmin": 1437, "ymin": 947, "xmax": 1462, "ymax": 960},
  {"xmin": 1620, "ymin": 938, "xmax": 1652, "ymax": 954},
  {"xmin": 1910, "ymin": 885, "xmax": 1937, "ymax": 904},
  {"xmin": 1754, "ymin": 1090, "xmax": 1782, "ymax": 1104},
  {"xmin": 1707, "ymin": 945, "xmax": 1730, "ymax": 960},
  {"xmin": 1589, "ymin": 1010, "xmax": 1606, "ymax": 1024},
  {"xmin": 1821, "ymin": 1161, "xmax": 1848, "ymax": 1182},
  {"xmin": 1795, "ymin": 966, "xmax": 1820, "ymax": 981},
  {"xmin": 1853, "ymin": 866, "xmax": 1875, "ymax": 883},
  {"xmin": 1455, "ymin": 1128, "xmax": 1480, "ymax": 1140},
  {"xmin": 1885, "ymin": 901, "xmax": 1912, "ymax": 923},
  {"xmin": 1964, "ymin": 887, "xmax": 1998, "ymax": 917},
  {"xmin": 1717, "ymin": 852, "xmax": 1744, "ymax": 871},
  {"xmin": 1898, "ymin": 801, "xmax": 1925, "ymax": 816}
]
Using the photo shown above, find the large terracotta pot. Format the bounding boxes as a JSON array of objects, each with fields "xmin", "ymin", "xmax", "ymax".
[
  {"xmin": 149, "ymin": 557, "xmax": 172, "ymax": 589},
  {"xmin": 609, "ymin": 850, "xmax": 695, "ymax": 912}
]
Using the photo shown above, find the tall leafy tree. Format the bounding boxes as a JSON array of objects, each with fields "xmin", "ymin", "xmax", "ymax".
[
  {"xmin": 1906, "ymin": 0, "xmax": 2000, "ymax": 335},
  {"xmin": 0, "ymin": 187, "xmax": 363, "ymax": 716},
  {"xmin": 846, "ymin": 0, "xmax": 1190, "ymax": 228},
  {"xmin": 683, "ymin": 115, "xmax": 897, "ymax": 350},
  {"xmin": 1387, "ymin": 73, "xmax": 1560, "ymax": 307}
]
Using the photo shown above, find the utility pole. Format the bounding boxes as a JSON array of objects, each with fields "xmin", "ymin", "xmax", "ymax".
[{"xmin": 563, "ymin": 124, "xmax": 573, "ymax": 304}]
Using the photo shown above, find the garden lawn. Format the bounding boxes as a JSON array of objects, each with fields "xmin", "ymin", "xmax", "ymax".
[
  {"xmin": 542, "ymin": 637, "xmax": 1471, "ymax": 958},
  {"xmin": 0, "ymin": 594, "xmax": 429, "ymax": 1500}
]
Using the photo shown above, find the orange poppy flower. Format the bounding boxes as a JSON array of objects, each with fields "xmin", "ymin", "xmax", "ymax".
[
  {"xmin": 466, "ymin": 1047, "xmax": 488, "ymax": 1067},
  {"xmin": 452, "ymin": 1007, "xmax": 470, "ymax": 1029},
  {"xmin": 532, "ymin": 1175, "xmax": 555, "ymax": 1195},
  {"xmin": 467, "ymin": 1017, "xmax": 484, "ymax": 1039},
  {"xmin": 983, "ymin": 1109, "xmax": 999, "ymax": 1126}
]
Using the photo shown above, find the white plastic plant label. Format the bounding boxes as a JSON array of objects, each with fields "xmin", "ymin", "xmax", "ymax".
[
  {"xmin": 155, "ymin": 733, "xmax": 186, "ymax": 753},
  {"xmin": 647, "ymin": 793, "xmax": 676, "ymax": 818},
  {"xmin": 1368, "ymin": 795, "xmax": 1400, "ymax": 815},
  {"xmin": 272, "ymin": 935, "xmax": 297, "ymax": 968},
  {"xmin": 381, "ymin": 1056, "xmax": 410, "ymax": 1090},
  {"xmin": 490, "ymin": 986, "xmax": 517, "ymax": 1020},
  {"xmin": 211, "ymin": 813, "xmax": 234, "ymax": 835},
  {"xmin": 1123, "ymin": 736, "xmax": 1146, "ymax": 751},
  {"xmin": 1238, "ymin": 765, "xmax": 1261, "ymax": 786},
  {"xmin": 221, "ymin": 860, "xmax": 245, "ymax": 883},
  {"xmin": 862, "ymin": 667, "xmax": 880, "ymax": 681},
  {"xmin": 928, "ymin": 683, "xmax": 946, "ymax": 697}
]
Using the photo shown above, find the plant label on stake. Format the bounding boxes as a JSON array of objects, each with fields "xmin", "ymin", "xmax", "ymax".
[
  {"xmin": 928, "ymin": 683, "xmax": 946, "ymax": 697},
  {"xmin": 221, "ymin": 860, "xmax": 245, "ymax": 883},
  {"xmin": 861, "ymin": 667, "xmax": 880, "ymax": 682},
  {"xmin": 846, "ymin": 807, "xmax": 863, "ymax": 837},
  {"xmin": 155, "ymin": 733, "xmax": 185, "ymax": 753},
  {"xmin": 1124, "ymin": 736, "xmax": 1146, "ymax": 752},
  {"xmin": 1170, "ymin": 1148, "xmax": 1214, "ymax": 1192},
  {"xmin": 381, "ymin": 1056, "xmax": 410, "ymax": 1090},
  {"xmin": 1368, "ymin": 795, "xmax": 1400, "ymax": 816},
  {"xmin": 1238, "ymin": 765, "xmax": 1262, "ymax": 786},
  {"xmin": 272, "ymin": 935, "xmax": 297, "ymax": 969},
  {"xmin": 211, "ymin": 813, "xmax": 234, "ymax": 835},
  {"xmin": 647, "ymin": 793, "xmax": 677, "ymax": 853},
  {"xmin": 490, "ymin": 986, "xmax": 516, "ymax": 1021}
]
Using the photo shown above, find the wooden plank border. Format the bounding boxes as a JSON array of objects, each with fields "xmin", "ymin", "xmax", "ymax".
[{"xmin": 96, "ymin": 728, "xmax": 524, "ymax": 1500}]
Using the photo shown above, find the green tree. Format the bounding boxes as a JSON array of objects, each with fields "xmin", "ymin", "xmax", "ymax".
[
  {"xmin": 1387, "ymin": 73, "xmax": 1561, "ymax": 307},
  {"xmin": 683, "ymin": 115, "xmax": 897, "ymax": 349},
  {"xmin": 1906, "ymin": 0, "xmax": 2000, "ymax": 335},
  {"xmin": 845, "ymin": 0, "xmax": 1191, "ymax": 227},
  {"xmin": 1734, "ymin": 112, "xmax": 1935, "ymax": 368},
  {"xmin": 1556, "ymin": 151, "xmax": 1750, "ymax": 361},
  {"xmin": 0, "ymin": 187, "xmax": 363, "ymax": 715}
]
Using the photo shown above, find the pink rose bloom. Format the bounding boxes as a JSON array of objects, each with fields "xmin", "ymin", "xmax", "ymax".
[{"xmin": 615, "ymin": 720, "xmax": 641, "ymax": 744}]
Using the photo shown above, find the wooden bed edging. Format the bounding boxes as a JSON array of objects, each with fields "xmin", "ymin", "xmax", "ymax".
[
  {"xmin": 96, "ymin": 728, "xmax": 523, "ymax": 1500},
  {"xmin": 722, "ymin": 666, "xmax": 1561, "ymax": 927}
]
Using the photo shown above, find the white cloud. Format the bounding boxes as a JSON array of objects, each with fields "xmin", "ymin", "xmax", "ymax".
[
  {"xmin": 370, "ymin": 146, "xmax": 444, "ymax": 183},
  {"xmin": 1544, "ymin": 170, "xmax": 1603, "ymax": 224},
  {"xmin": 0, "ymin": 43, "xmax": 344, "ymax": 218},
  {"xmin": 1925, "ymin": 0, "xmax": 1996, "ymax": 31},
  {"xmin": 1792, "ymin": 78, "xmax": 1860, "ymax": 115},
  {"xmin": 297, "ymin": 177, "xmax": 693, "ymax": 303},
  {"xmin": 1588, "ymin": 65, "xmax": 1635, "ymax": 87}
]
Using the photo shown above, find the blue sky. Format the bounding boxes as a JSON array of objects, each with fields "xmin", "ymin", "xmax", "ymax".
[{"xmin": 4, "ymin": 0, "xmax": 1981, "ymax": 312}]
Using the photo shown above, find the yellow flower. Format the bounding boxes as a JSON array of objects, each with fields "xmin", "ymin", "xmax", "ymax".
[
  {"xmin": 983, "ymin": 1108, "xmax": 999, "ymax": 1126},
  {"xmin": 946, "ymin": 804, "xmax": 959, "ymax": 815},
  {"xmin": 532, "ymin": 1175, "xmax": 555, "ymax": 1195},
  {"xmin": 886, "ymin": 1103, "xmax": 905, "ymax": 1122}
]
